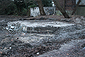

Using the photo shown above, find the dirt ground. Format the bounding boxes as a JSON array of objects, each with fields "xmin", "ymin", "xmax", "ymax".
[{"xmin": 0, "ymin": 15, "xmax": 85, "ymax": 57}]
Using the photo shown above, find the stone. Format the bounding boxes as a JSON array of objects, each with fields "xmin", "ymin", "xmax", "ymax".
[
  {"xmin": 37, "ymin": 52, "xmax": 39, "ymax": 55},
  {"xmin": 74, "ymin": 18, "xmax": 81, "ymax": 23}
]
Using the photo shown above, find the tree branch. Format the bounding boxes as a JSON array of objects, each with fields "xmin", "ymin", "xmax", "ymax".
[{"xmin": 71, "ymin": 0, "xmax": 81, "ymax": 15}]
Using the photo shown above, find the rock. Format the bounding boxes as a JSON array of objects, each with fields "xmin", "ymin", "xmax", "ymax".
[
  {"xmin": 81, "ymin": 16, "xmax": 85, "ymax": 20},
  {"xmin": 37, "ymin": 52, "xmax": 39, "ymax": 55},
  {"xmin": 74, "ymin": 18, "xmax": 81, "ymax": 23},
  {"xmin": 9, "ymin": 47, "xmax": 12, "ymax": 49}
]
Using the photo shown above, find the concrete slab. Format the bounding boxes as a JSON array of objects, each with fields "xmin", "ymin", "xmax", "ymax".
[
  {"xmin": 7, "ymin": 20, "xmax": 74, "ymax": 27},
  {"xmin": 6, "ymin": 20, "xmax": 74, "ymax": 33}
]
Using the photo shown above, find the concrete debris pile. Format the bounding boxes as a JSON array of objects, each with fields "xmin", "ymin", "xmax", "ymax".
[{"xmin": 6, "ymin": 22, "xmax": 27, "ymax": 33}]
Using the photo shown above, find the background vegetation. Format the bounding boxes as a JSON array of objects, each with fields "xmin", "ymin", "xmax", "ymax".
[{"xmin": 0, "ymin": 0, "xmax": 52, "ymax": 16}]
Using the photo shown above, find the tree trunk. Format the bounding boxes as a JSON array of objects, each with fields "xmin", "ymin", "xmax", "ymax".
[
  {"xmin": 63, "ymin": 0, "xmax": 66, "ymax": 10},
  {"xmin": 35, "ymin": 0, "xmax": 46, "ymax": 15},
  {"xmin": 71, "ymin": 0, "xmax": 81, "ymax": 15},
  {"xmin": 53, "ymin": 0, "xmax": 70, "ymax": 18},
  {"xmin": 28, "ymin": 8, "xmax": 30, "ymax": 17}
]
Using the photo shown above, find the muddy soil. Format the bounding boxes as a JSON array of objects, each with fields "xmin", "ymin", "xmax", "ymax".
[{"xmin": 0, "ymin": 15, "xmax": 85, "ymax": 57}]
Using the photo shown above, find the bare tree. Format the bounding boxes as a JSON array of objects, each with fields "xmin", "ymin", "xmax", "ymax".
[
  {"xmin": 71, "ymin": 0, "xmax": 81, "ymax": 15},
  {"xmin": 53, "ymin": 0, "xmax": 70, "ymax": 18},
  {"xmin": 35, "ymin": 0, "xmax": 46, "ymax": 15}
]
